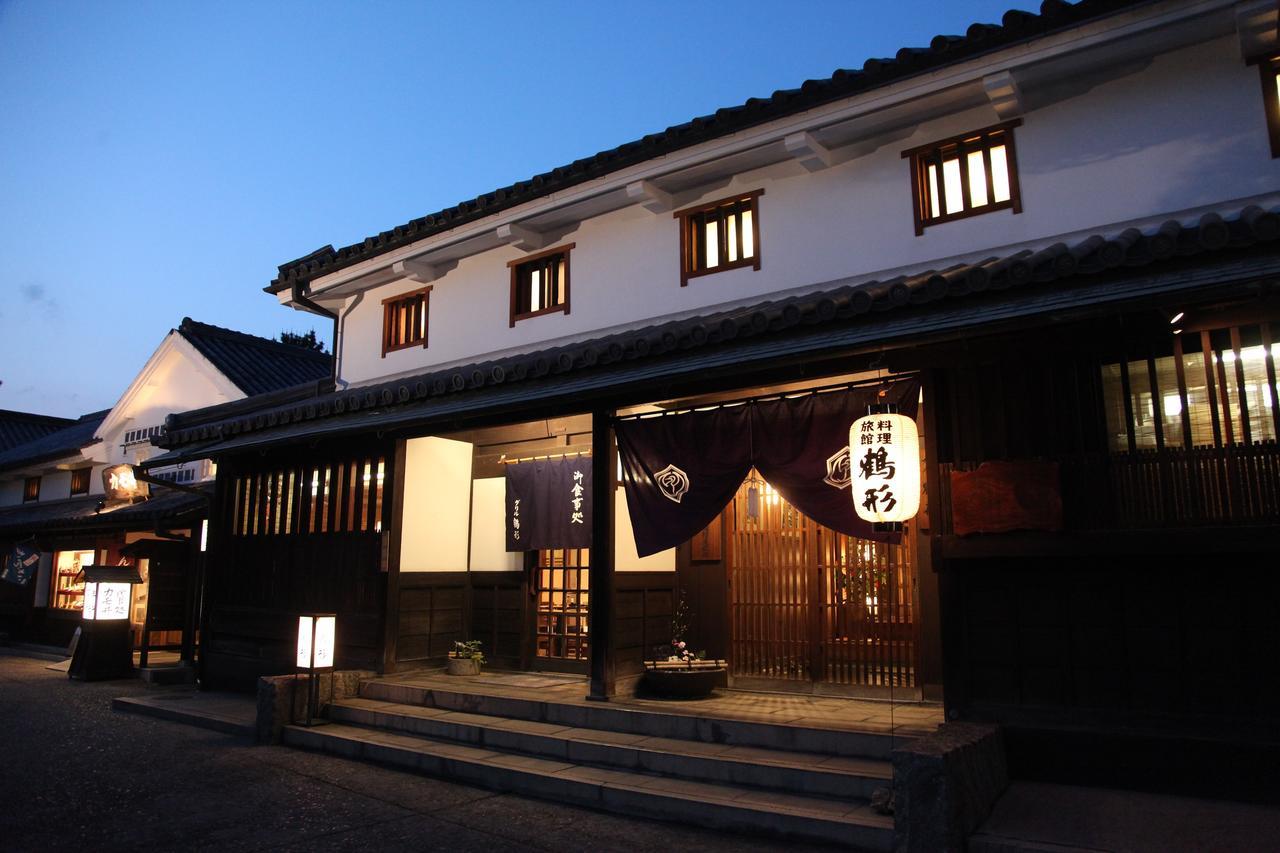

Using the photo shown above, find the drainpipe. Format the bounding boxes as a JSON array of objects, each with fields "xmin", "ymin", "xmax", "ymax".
[{"xmin": 292, "ymin": 281, "xmax": 339, "ymax": 386}]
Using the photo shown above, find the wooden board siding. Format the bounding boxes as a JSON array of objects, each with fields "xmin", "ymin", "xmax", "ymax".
[
  {"xmin": 396, "ymin": 572, "xmax": 468, "ymax": 664},
  {"xmin": 616, "ymin": 572, "xmax": 676, "ymax": 678},
  {"xmin": 470, "ymin": 571, "xmax": 527, "ymax": 669}
]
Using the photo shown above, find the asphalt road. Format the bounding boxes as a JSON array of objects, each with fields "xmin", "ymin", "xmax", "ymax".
[{"xmin": 0, "ymin": 652, "xmax": 826, "ymax": 852}]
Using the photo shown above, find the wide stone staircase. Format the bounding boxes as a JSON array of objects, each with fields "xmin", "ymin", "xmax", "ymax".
[{"xmin": 283, "ymin": 677, "xmax": 910, "ymax": 849}]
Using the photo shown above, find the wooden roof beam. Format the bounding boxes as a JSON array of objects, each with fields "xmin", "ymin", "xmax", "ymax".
[
  {"xmin": 495, "ymin": 222, "xmax": 548, "ymax": 251},
  {"xmin": 625, "ymin": 180, "xmax": 675, "ymax": 214},
  {"xmin": 983, "ymin": 70, "xmax": 1024, "ymax": 120}
]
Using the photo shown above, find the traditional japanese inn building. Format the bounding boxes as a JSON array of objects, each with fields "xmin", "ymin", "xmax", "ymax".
[{"xmin": 147, "ymin": 0, "xmax": 1280, "ymax": 800}]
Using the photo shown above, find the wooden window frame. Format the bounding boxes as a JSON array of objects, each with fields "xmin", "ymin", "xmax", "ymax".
[
  {"xmin": 1260, "ymin": 57, "xmax": 1280, "ymax": 159},
  {"xmin": 508, "ymin": 243, "xmax": 574, "ymax": 327},
  {"xmin": 381, "ymin": 285, "xmax": 432, "ymax": 358},
  {"xmin": 674, "ymin": 189, "xmax": 764, "ymax": 286},
  {"xmin": 70, "ymin": 467, "xmax": 92, "ymax": 496},
  {"xmin": 902, "ymin": 120, "xmax": 1023, "ymax": 236},
  {"xmin": 23, "ymin": 476, "xmax": 40, "ymax": 503}
]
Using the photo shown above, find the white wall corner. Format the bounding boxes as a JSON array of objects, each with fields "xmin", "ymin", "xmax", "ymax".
[
  {"xmin": 495, "ymin": 222, "xmax": 547, "ymax": 251},
  {"xmin": 390, "ymin": 257, "xmax": 440, "ymax": 283},
  {"xmin": 783, "ymin": 131, "xmax": 835, "ymax": 172},
  {"xmin": 625, "ymin": 179, "xmax": 675, "ymax": 213},
  {"xmin": 1237, "ymin": 0, "xmax": 1279, "ymax": 61},
  {"xmin": 982, "ymin": 70, "xmax": 1024, "ymax": 120}
]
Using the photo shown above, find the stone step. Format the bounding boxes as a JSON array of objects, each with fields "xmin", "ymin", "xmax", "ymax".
[
  {"xmin": 330, "ymin": 697, "xmax": 891, "ymax": 799},
  {"xmin": 360, "ymin": 679, "xmax": 904, "ymax": 759},
  {"xmin": 284, "ymin": 722, "xmax": 894, "ymax": 851}
]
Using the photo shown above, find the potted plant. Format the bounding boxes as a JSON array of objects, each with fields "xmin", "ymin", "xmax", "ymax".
[
  {"xmin": 640, "ymin": 591, "xmax": 725, "ymax": 700},
  {"xmin": 446, "ymin": 640, "xmax": 485, "ymax": 676}
]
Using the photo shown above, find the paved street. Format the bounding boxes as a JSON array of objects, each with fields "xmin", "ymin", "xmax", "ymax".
[{"xmin": 0, "ymin": 653, "xmax": 828, "ymax": 852}]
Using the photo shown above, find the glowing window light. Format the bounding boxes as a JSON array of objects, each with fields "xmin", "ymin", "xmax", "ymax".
[
  {"xmin": 530, "ymin": 268, "xmax": 542, "ymax": 312},
  {"xmin": 726, "ymin": 212, "xmax": 739, "ymax": 262},
  {"xmin": 967, "ymin": 150, "xmax": 988, "ymax": 208},
  {"xmin": 989, "ymin": 145, "xmax": 1011, "ymax": 202},
  {"xmin": 941, "ymin": 159, "xmax": 964, "ymax": 215},
  {"xmin": 704, "ymin": 220, "xmax": 719, "ymax": 268},
  {"xmin": 1163, "ymin": 394, "xmax": 1183, "ymax": 418},
  {"xmin": 741, "ymin": 209, "xmax": 754, "ymax": 259},
  {"xmin": 927, "ymin": 164, "xmax": 941, "ymax": 219}
]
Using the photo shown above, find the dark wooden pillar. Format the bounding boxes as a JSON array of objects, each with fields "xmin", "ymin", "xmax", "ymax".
[
  {"xmin": 381, "ymin": 438, "xmax": 408, "ymax": 675},
  {"xmin": 588, "ymin": 409, "xmax": 616, "ymax": 701}
]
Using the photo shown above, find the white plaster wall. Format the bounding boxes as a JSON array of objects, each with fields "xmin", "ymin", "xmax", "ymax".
[
  {"xmin": 400, "ymin": 436, "xmax": 473, "ymax": 572},
  {"xmin": 95, "ymin": 337, "xmax": 242, "ymax": 467},
  {"xmin": 469, "ymin": 477, "xmax": 522, "ymax": 572},
  {"xmin": 615, "ymin": 486, "xmax": 675, "ymax": 572},
  {"xmin": 0, "ymin": 480, "xmax": 23, "ymax": 507},
  {"xmin": 336, "ymin": 35, "xmax": 1280, "ymax": 388},
  {"xmin": 40, "ymin": 471, "xmax": 72, "ymax": 502}
]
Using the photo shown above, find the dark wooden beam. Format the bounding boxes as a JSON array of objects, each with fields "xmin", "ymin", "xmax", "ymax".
[
  {"xmin": 381, "ymin": 438, "xmax": 408, "ymax": 675},
  {"xmin": 587, "ymin": 408, "xmax": 617, "ymax": 701}
]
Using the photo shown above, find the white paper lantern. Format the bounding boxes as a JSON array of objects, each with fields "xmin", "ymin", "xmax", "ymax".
[
  {"xmin": 296, "ymin": 614, "xmax": 336, "ymax": 670},
  {"xmin": 850, "ymin": 412, "xmax": 920, "ymax": 525},
  {"xmin": 82, "ymin": 581, "xmax": 132, "ymax": 621}
]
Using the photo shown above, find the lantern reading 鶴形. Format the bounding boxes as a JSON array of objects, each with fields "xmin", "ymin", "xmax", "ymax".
[{"xmin": 849, "ymin": 411, "xmax": 920, "ymax": 525}]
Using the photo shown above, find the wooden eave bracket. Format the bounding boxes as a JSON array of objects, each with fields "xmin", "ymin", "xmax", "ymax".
[
  {"xmin": 390, "ymin": 257, "xmax": 441, "ymax": 283},
  {"xmin": 982, "ymin": 70, "xmax": 1024, "ymax": 120},
  {"xmin": 625, "ymin": 180, "xmax": 674, "ymax": 214},
  {"xmin": 496, "ymin": 222, "xmax": 548, "ymax": 251},
  {"xmin": 1237, "ymin": 0, "xmax": 1279, "ymax": 61},
  {"xmin": 783, "ymin": 131, "xmax": 836, "ymax": 172}
]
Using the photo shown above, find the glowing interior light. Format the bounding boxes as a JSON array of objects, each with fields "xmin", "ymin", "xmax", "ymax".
[
  {"xmin": 530, "ymin": 269, "xmax": 542, "ymax": 312},
  {"xmin": 942, "ymin": 158, "xmax": 964, "ymax": 214},
  {"xmin": 1169, "ymin": 311, "xmax": 1185, "ymax": 325},
  {"xmin": 927, "ymin": 164, "xmax": 941, "ymax": 218},
  {"xmin": 989, "ymin": 145, "xmax": 1010, "ymax": 203},
  {"xmin": 1222, "ymin": 350, "xmax": 1236, "ymax": 364},
  {"xmin": 741, "ymin": 209, "xmax": 754, "ymax": 258},
  {"xmin": 1163, "ymin": 394, "xmax": 1183, "ymax": 418},
  {"xmin": 704, "ymin": 220, "xmax": 719, "ymax": 268},
  {"xmin": 967, "ymin": 150, "xmax": 988, "ymax": 207},
  {"xmin": 727, "ymin": 212, "xmax": 739, "ymax": 262},
  {"xmin": 310, "ymin": 474, "xmax": 319, "ymax": 497}
]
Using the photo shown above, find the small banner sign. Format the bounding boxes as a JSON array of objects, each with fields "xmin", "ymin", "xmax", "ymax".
[
  {"xmin": 505, "ymin": 455, "xmax": 593, "ymax": 551},
  {"xmin": 1, "ymin": 543, "xmax": 40, "ymax": 586},
  {"xmin": 949, "ymin": 460, "xmax": 1063, "ymax": 536},
  {"xmin": 102, "ymin": 464, "xmax": 149, "ymax": 502}
]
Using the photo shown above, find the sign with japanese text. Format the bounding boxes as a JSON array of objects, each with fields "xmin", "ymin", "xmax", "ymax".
[
  {"xmin": 83, "ymin": 581, "xmax": 131, "ymax": 621},
  {"xmin": 102, "ymin": 464, "xmax": 149, "ymax": 502},
  {"xmin": 850, "ymin": 412, "xmax": 920, "ymax": 524},
  {"xmin": 1, "ymin": 544, "xmax": 40, "ymax": 586},
  {"xmin": 505, "ymin": 456, "xmax": 593, "ymax": 551}
]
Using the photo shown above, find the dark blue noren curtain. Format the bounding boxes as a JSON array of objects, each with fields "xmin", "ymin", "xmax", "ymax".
[
  {"xmin": 505, "ymin": 455, "xmax": 593, "ymax": 551},
  {"xmin": 1, "ymin": 543, "xmax": 40, "ymax": 586},
  {"xmin": 615, "ymin": 404, "xmax": 753, "ymax": 558},
  {"xmin": 615, "ymin": 379, "xmax": 919, "ymax": 557}
]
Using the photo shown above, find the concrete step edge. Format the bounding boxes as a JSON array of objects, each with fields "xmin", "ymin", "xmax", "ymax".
[
  {"xmin": 359, "ymin": 681, "xmax": 909, "ymax": 759},
  {"xmin": 285, "ymin": 722, "xmax": 893, "ymax": 851},
  {"xmin": 329, "ymin": 699, "xmax": 890, "ymax": 797}
]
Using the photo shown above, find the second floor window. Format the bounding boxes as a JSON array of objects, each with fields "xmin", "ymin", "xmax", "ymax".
[
  {"xmin": 23, "ymin": 476, "xmax": 40, "ymax": 502},
  {"xmin": 903, "ymin": 120, "xmax": 1022, "ymax": 235},
  {"xmin": 1261, "ymin": 56, "xmax": 1280, "ymax": 158},
  {"xmin": 381, "ymin": 286, "xmax": 432, "ymax": 358},
  {"xmin": 509, "ymin": 244, "xmax": 573, "ymax": 326},
  {"xmin": 675, "ymin": 190, "xmax": 763, "ymax": 286},
  {"xmin": 70, "ymin": 467, "xmax": 92, "ymax": 496}
]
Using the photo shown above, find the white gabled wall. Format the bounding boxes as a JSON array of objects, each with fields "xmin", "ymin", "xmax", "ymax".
[
  {"xmin": 400, "ymin": 436, "xmax": 474, "ymax": 572},
  {"xmin": 333, "ymin": 34, "xmax": 1280, "ymax": 388}
]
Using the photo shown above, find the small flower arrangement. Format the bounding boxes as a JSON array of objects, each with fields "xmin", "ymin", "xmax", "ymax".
[{"xmin": 452, "ymin": 640, "xmax": 485, "ymax": 664}]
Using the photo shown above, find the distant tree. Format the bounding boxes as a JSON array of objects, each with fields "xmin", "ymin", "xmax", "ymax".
[{"xmin": 277, "ymin": 329, "xmax": 327, "ymax": 354}]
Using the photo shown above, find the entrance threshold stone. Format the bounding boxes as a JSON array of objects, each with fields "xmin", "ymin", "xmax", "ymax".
[{"xmin": 113, "ymin": 689, "xmax": 257, "ymax": 738}]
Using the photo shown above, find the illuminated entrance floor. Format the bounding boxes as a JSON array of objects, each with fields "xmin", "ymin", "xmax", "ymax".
[{"xmin": 367, "ymin": 668, "xmax": 942, "ymax": 738}]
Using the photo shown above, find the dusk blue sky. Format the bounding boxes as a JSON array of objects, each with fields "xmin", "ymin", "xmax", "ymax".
[{"xmin": 1, "ymin": 0, "xmax": 1028, "ymax": 418}]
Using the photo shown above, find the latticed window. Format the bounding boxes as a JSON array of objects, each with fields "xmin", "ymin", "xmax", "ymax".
[
  {"xmin": 23, "ymin": 476, "xmax": 40, "ymax": 502},
  {"xmin": 903, "ymin": 120, "xmax": 1022, "ymax": 234},
  {"xmin": 70, "ymin": 467, "xmax": 92, "ymax": 496},
  {"xmin": 676, "ymin": 190, "xmax": 762, "ymax": 285},
  {"xmin": 230, "ymin": 456, "xmax": 387, "ymax": 536},
  {"xmin": 381, "ymin": 286, "xmax": 431, "ymax": 357},
  {"xmin": 509, "ymin": 244, "xmax": 572, "ymax": 326}
]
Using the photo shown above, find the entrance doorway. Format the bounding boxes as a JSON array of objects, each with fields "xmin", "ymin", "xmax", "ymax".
[
  {"xmin": 533, "ymin": 547, "xmax": 590, "ymax": 670},
  {"xmin": 727, "ymin": 472, "xmax": 919, "ymax": 696}
]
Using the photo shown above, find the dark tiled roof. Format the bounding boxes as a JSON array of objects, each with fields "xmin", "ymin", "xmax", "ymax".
[
  {"xmin": 178, "ymin": 318, "xmax": 332, "ymax": 396},
  {"xmin": 0, "ymin": 410, "xmax": 108, "ymax": 473},
  {"xmin": 0, "ymin": 485, "xmax": 209, "ymax": 537},
  {"xmin": 0, "ymin": 410, "xmax": 76, "ymax": 452},
  {"xmin": 269, "ymin": 0, "xmax": 1151, "ymax": 293},
  {"xmin": 164, "ymin": 205, "xmax": 1280, "ymax": 450}
]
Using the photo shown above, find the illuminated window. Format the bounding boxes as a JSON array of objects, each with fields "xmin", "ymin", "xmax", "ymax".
[
  {"xmin": 675, "ymin": 190, "xmax": 763, "ymax": 285},
  {"xmin": 902, "ymin": 121, "xmax": 1022, "ymax": 235},
  {"xmin": 1261, "ymin": 58, "xmax": 1280, "ymax": 159},
  {"xmin": 51, "ymin": 549, "xmax": 94, "ymax": 611},
  {"xmin": 70, "ymin": 467, "xmax": 92, "ymax": 496},
  {"xmin": 509, "ymin": 244, "xmax": 573, "ymax": 326},
  {"xmin": 23, "ymin": 476, "xmax": 40, "ymax": 503},
  {"xmin": 381, "ymin": 286, "xmax": 432, "ymax": 357}
]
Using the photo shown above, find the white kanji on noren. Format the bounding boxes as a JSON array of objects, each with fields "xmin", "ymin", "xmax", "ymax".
[{"xmin": 654, "ymin": 464, "xmax": 691, "ymax": 504}]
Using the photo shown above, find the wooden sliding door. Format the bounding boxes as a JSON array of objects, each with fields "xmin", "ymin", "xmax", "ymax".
[{"xmin": 533, "ymin": 548, "xmax": 590, "ymax": 670}]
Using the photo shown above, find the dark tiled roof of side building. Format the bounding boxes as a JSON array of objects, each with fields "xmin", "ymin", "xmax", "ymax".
[
  {"xmin": 177, "ymin": 318, "xmax": 332, "ymax": 397},
  {"xmin": 162, "ymin": 205, "xmax": 1280, "ymax": 451},
  {"xmin": 0, "ymin": 410, "xmax": 108, "ymax": 473},
  {"xmin": 269, "ymin": 0, "xmax": 1152, "ymax": 293},
  {"xmin": 0, "ymin": 410, "xmax": 76, "ymax": 452}
]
